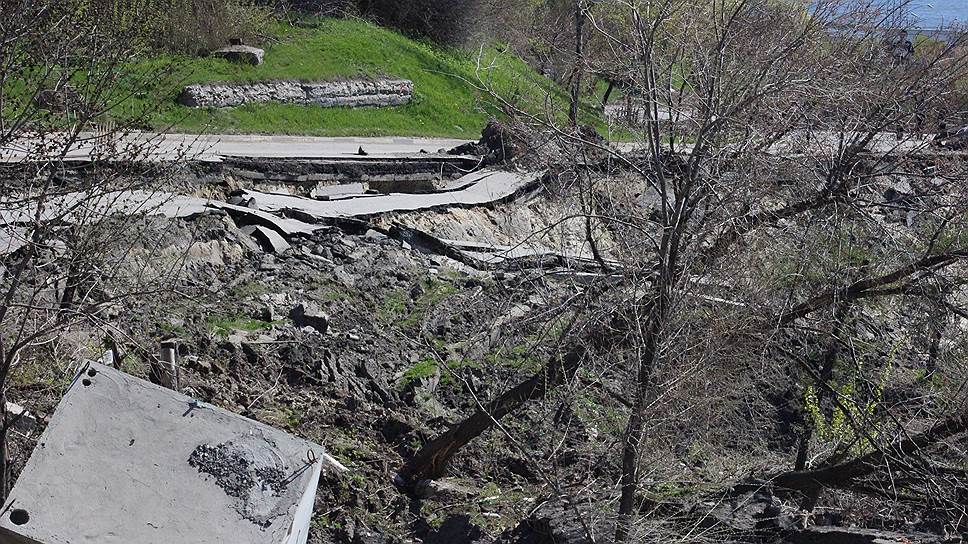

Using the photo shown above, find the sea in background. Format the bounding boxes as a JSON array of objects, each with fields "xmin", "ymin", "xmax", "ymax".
[{"xmin": 908, "ymin": 1, "xmax": 967, "ymax": 28}]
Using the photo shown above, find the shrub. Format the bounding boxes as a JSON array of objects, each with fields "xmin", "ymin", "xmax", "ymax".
[
  {"xmin": 88, "ymin": 0, "xmax": 273, "ymax": 55},
  {"xmin": 354, "ymin": 0, "xmax": 478, "ymax": 45},
  {"xmin": 273, "ymin": 0, "xmax": 357, "ymax": 16}
]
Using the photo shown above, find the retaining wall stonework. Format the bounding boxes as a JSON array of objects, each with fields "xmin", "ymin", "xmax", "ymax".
[{"xmin": 178, "ymin": 79, "xmax": 413, "ymax": 108}]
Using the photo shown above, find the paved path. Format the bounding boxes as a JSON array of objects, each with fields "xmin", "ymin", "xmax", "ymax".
[{"xmin": 0, "ymin": 133, "xmax": 472, "ymax": 162}]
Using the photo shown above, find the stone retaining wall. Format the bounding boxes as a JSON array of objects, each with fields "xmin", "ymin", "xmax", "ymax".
[{"xmin": 178, "ymin": 79, "xmax": 413, "ymax": 108}]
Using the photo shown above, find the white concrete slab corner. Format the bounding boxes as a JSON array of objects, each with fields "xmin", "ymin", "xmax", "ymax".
[{"xmin": 0, "ymin": 362, "xmax": 345, "ymax": 544}]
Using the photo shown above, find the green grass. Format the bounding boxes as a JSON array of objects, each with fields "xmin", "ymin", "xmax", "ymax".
[
  {"xmin": 485, "ymin": 342, "xmax": 541, "ymax": 371},
  {"xmin": 399, "ymin": 358, "xmax": 442, "ymax": 388},
  {"xmin": 398, "ymin": 357, "xmax": 478, "ymax": 389},
  {"xmin": 228, "ymin": 281, "xmax": 273, "ymax": 300},
  {"xmin": 205, "ymin": 315, "xmax": 274, "ymax": 336},
  {"xmin": 114, "ymin": 17, "xmax": 606, "ymax": 137},
  {"xmin": 379, "ymin": 277, "xmax": 459, "ymax": 329}
]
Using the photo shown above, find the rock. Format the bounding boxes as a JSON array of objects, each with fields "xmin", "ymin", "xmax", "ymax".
[
  {"xmin": 279, "ymin": 343, "xmax": 326, "ymax": 387},
  {"xmin": 698, "ymin": 488, "xmax": 793, "ymax": 533},
  {"xmin": 413, "ymin": 479, "xmax": 477, "ymax": 501},
  {"xmin": 787, "ymin": 526, "xmax": 959, "ymax": 544},
  {"xmin": 5, "ymin": 401, "xmax": 37, "ymax": 433},
  {"xmin": 495, "ymin": 500, "xmax": 611, "ymax": 544},
  {"xmin": 423, "ymin": 514, "xmax": 486, "ymax": 544},
  {"xmin": 334, "ymin": 266, "xmax": 358, "ymax": 287},
  {"xmin": 258, "ymin": 293, "xmax": 290, "ymax": 322},
  {"xmin": 185, "ymin": 356, "xmax": 213, "ymax": 374},
  {"xmin": 358, "ymin": 359, "xmax": 393, "ymax": 403},
  {"xmin": 178, "ymin": 79, "xmax": 413, "ymax": 109},
  {"xmin": 576, "ymin": 124, "xmax": 605, "ymax": 144},
  {"xmin": 211, "ymin": 44, "xmax": 264, "ymax": 65},
  {"xmin": 35, "ymin": 85, "xmax": 83, "ymax": 113},
  {"xmin": 449, "ymin": 120, "xmax": 525, "ymax": 165},
  {"xmin": 289, "ymin": 302, "xmax": 329, "ymax": 334},
  {"xmin": 352, "ymin": 528, "xmax": 388, "ymax": 544},
  {"xmin": 364, "ymin": 229, "xmax": 388, "ymax": 242}
]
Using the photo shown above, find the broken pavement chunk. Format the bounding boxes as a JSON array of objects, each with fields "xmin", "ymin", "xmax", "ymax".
[
  {"xmin": 241, "ymin": 224, "xmax": 292, "ymax": 254},
  {"xmin": 0, "ymin": 362, "xmax": 345, "ymax": 544}
]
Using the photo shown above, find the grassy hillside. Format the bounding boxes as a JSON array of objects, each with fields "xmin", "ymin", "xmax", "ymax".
[{"xmin": 119, "ymin": 18, "xmax": 603, "ymax": 138}]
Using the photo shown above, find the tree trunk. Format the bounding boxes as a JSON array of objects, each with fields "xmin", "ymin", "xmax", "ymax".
[
  {"xmin": 614, "ymin": 309, "xmax": 664, "ymax": 543},
  {"xmin": 397, "ymin": 347, "xmax": 585, "ymax": 484},
  {"xmin": 774, "ymin": 408, "xmax": 968, "ymax": 494},
  {"xmin": 569, "ymin": 0, "xmax": 585, "ymax": 126},
  {"xmin": 601, "ymin": 80, "xmax": 615, "ymax": 109}
]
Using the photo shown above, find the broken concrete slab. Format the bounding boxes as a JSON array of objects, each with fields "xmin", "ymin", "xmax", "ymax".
[
  {"xmin": 0, "ymin": 226, "xmax": 26, "ymax": 256},
  {"xmin": 0, "ymin": 362, "xmax": 344, "ymax": 544},
  {"xmin": 241, "ymin": 224, "xmax": 292, "ymax": 254},
  {"xmin": 0, "ymin": 190, "xmax": 211, "ymax": 226},
  {"xmin": 239, "ymin": 169, "xmax": 543, "ymax": 219},
  {"xmin": 221, "ymin": 155, "xmax": 479, "ymax": 188}
]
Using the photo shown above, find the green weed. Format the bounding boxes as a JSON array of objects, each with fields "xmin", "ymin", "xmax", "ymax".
[{"xmin": 206, "ymin": 315, "xmax": 273, "ymax": 336}]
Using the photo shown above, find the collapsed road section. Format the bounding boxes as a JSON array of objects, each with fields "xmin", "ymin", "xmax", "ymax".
[
  {"xmin": 236, "ymin": 169, "xmax": 543, "ymax": 219},
  {"xmin": 0, "ymin": 165, "xmax": 582, "ymax": 272},
  {"xmin": 0, "ymin": 125, "xmax": 619, "ymax": 278}
]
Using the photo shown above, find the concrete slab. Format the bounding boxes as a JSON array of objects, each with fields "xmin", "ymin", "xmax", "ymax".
[
  {"xmin": 0, "ymin": 190, "xmax": 210, "ymax": 226},
  {"xmin": 0, "ymin": 363, "xmax": 343, "ymax": 544},
  {"xmin": 0, "ymin": 191, "xmax": 323, "ymax": 257},
  {"xmin": 211, "ymin": 202, "xmax": 321, "ymax": 237},
  {"xmin": 240, "ymin": 170, "xmax": 542, "ymax": 219},
  {"xmin": 242, "ymin": 225, "xmax": 292, "ymax": 254}
]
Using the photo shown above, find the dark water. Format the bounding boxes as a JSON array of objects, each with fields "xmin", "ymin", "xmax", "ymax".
[{"xmin": 908, "ymin": 1, "xmax": 967, "ymax": 27}]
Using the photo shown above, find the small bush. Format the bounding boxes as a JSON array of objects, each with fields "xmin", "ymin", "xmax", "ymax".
[
  {"xmin": 155, "ymin": 0, "xmax": 272, "ymax": 55},
  {"xmin": 355, "ymin": 0, "xmax": 478, "ymax": 45},
  {"xmin": 90, "ymin": 0, "xmax": 272, "ymax": 55},
  {"xmin": 275, "ymin": 0, "xmax": 357, "ymax": 16}
]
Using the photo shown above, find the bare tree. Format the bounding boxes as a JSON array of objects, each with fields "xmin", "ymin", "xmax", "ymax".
[
  {"xmin": 0, "ymin": 0, "xmax": 190, "ymax": 499},
  {"xmin": 398, "ymin": 0, "xmax": 968, "ymax": 540},
  {"xmin": 568, "ymin": 0, "xmax": 587, "ymax": 125}
]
